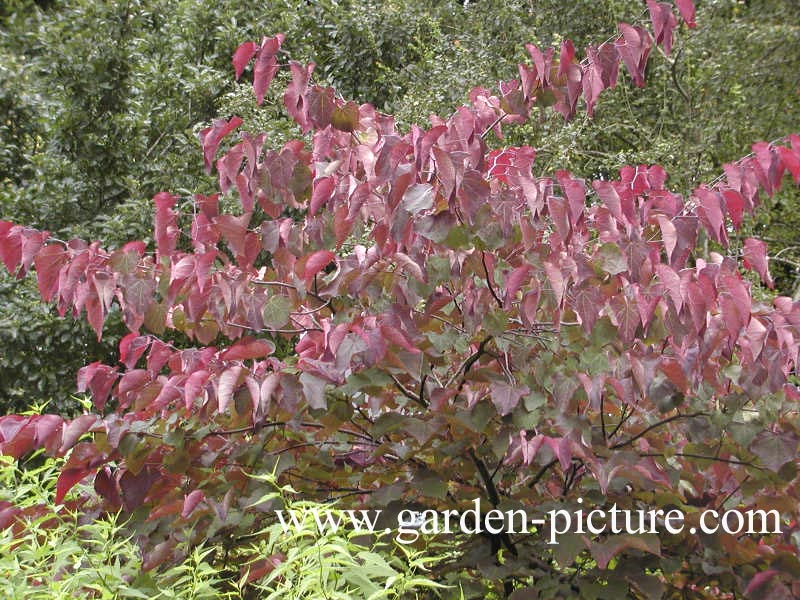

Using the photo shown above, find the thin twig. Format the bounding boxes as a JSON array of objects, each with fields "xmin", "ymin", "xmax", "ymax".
[
  {"xmin": 641, "ymin": 452, "xmax": 763, "ymax": 470},
  {"xmin": 208, "ymin": 421, "xmax": 285, "ymax": 436},
  {"xmin": 481, "ymin": 252, "xmax": 503, "ymax": 307},
  {"xmin": 608, "ymin": 405, "xmax": 632, "ymax": 439},
  {"xmin": 291, "ymin": 299, "xmax": 332, "ymax": 316},
  {"xmin": 770, "ymin": 256, "xmax": 800, "ymax": 270},
  {"xmin": 480, "ymin": 113, "xmax": 507, "ymax": 140},
  {"xmin": 445, "ymin": 337, "xmax": 491, "ymax": 388},
  {"xmin": 527, "ymin": 459, "xmax": 558, "ymax": 488},
  {"xmin": 225, "ymin": 321, "xmax": 321, "ymax": 334},
  {"xmin": 669, "ymin": 47, "xmax": 691, "ymax": 106},
  {"xmin": 391, "ymin": 374, "xmax": 426, "ymax": 408},
  {"xmin": 609, "ymin": 412, "xmax": 708, "ymax": 450}
]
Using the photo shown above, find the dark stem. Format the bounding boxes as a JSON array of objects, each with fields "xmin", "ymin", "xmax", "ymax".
[
  {"xmin": 446, "ymin": 336, "xmax": 491, "ymax": 388},
  {"xmin": 480, "ymin": 113, "xmax": 507, "ymax": 140},
  {"xmin": 482, "ymin": 251, "xmax": 503, "ymax": 307},
  {"xmin": 641, "ymin": 452, "xmax": 763, "ymax": 470},
  {"xmin": 468, "ymin": 447, "xmax": 518, "ymax": 563},
  {"xmin": 391, "ymin": 374, "xmax": 427, "ymax": 408},
  {"xmin": 608, "ymin": 404, "xmax": 632, "ymax": 438},
  {"xmin": 609, "ymin": 412, "xmax": 708, "ymax": 450},
  {"xmin": 600, "ymin": 394, "xmax": 607, "ymax": 443},
  {"xmin": 527, "ymin": 459, "xmax": 558, "ymax": 489}
]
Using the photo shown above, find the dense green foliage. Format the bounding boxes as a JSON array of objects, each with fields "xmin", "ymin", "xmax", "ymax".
[
  {"xmin": 0, "ymin": 451, "xmax": 233, "ymax": 598},
  {"xmin": 0, "ymin": 449, "xmax": 441, "ymax": 598}
]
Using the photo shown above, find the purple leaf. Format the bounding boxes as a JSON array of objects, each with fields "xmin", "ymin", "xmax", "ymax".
[
  {"xmin": 490, "ymin": 382, "xmax": 528, "ymax": 416},
  {"xmin": 616, "ymin": 24, "xmax": 652, "ymax": 88},
  {"xmin": 253, "ymin": 34, "xmax": 285, "ymax": 105},
  {"xmin": 198, "ymin": 116, "xmax": 243, "ymax": 174},
  {"xmin": 232, "ymin": 41, "xmax": 258, "ymax": 80},
  {"xmin": 742, "ymin": 238, "xmax": 773, "ymax": 288}
]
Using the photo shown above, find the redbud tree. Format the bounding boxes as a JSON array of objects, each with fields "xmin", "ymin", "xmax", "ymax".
[{"xmin": 2, "ymin": 1, "xmax": 800, "ymax": 597}]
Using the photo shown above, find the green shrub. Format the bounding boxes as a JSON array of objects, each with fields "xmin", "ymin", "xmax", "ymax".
[
  {"xmin": 240, "ymin": 474, "xmax": 448, "ymax": 599},
  {"xmin": 0, "ymin": 453, "xmax": 446, "ymax": 599},
  {"xmin": 0, "ymin": 452, "xmax": 231, "ymax": 599}
]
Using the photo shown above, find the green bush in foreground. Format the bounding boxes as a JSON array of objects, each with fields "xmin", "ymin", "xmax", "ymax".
[
  {"xmin": 0, "ymin": 452, "xmax": 230, "ymax": 599},
  {"xmin": 241, "ymin": 473, "xmax": 447, "ymax": 599},
  {"xmin": 0, "ymin": 452, "xmax": 444, "ymax": 599}
]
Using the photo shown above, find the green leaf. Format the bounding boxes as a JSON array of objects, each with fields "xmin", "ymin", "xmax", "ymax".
[
  {"xmin": 356, "ymin": 550, "xmax": 400, "ymax": 578},
  {"xmin": 483, "ymin": 309, "xmax": 507, "ymax": 336},
  {"xmin": 589, "ymin": 316, "xmax": 617, "ymax": 347},
  {"xmin": 443, "ymin": 225, "xmax": 470, "ymax": 249},
  {"xmin": 596, "ymin": 242, "xmax": 628, "ymax": 275},
  {"xmin": 534, "ymin": 88, "xmax": 557, "ymax": 107},
  {"xmin": 469, "ymin": 400, "xmax": 495, "ymax": 432},
  {"xmin": 373, "ymin": 413, "xmax": 408, "ymax": 438},
  {"xmin": 144, "ymin": 301, "xmax": 167, "ymax": 335},
  {"xmin": 109, "ymin": 250, "xmax": 139, "ymax": 275},
  {"xmin": 343, "ymin": 368, "xmax": 394, "ymax": 393},
  {"xmin": 417, "ymin": 471, "xmax": 448, "ymax": 499},
  {"xmin": 331, "ymin": 101, "xmax": 359, "ymax": 132},
  {"xmin": 552, "ymin": 532, "xmax": 584, "ymax": 567},
  {"xmin": 262, "ymin": 295, "xmax": 292, "ymax": 329},
  {"xmin": 427, "ymin": 328, "xmax": 460, "ymax": 354}
]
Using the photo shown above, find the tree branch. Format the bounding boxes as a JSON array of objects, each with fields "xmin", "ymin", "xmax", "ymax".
[
  {"xmin": 446, "ymin": 337, "xmax": 491, "ymax": 388},
  {"xmin": 481, "ymin": 252, "xmax": 503, "ymax": 307},
  {"xmin": 469, "ymin": 448, "xmax": 518, "ymax": 558},
  {"xmin": 527, "ymin": 459, "xmax": 558, "ymax": 489},
  {"xmin": 609, "ymin": 412, "xmax": 708, "ymax": 450},
  {"xmin": 225, "ymin": 321, "xmax": 321, "ymax": 334},
  {"xmin": 391, "ymin": 374, "xmax": 427, "ymax": 408},
  {"xmin": 608, "ymin": 405, "xmax": 633, "ymax": 439},
  {"xmin": 208, "ymin": 421, "xmax": 285, "ymax": 436},
  {"xmin": 770, "ymin": 255, "xmax": 800, "ymax": 270},
  {"xmin": 480, "ymin": 113, "xmax": 507, "ymax": 140},
  {"xmin": 669, "ymin": 47, "xmax": 692, "ymax": 106},
  {"xmin": 641, "ymin": 452, "xmax": 763, "ymax": 470}
]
